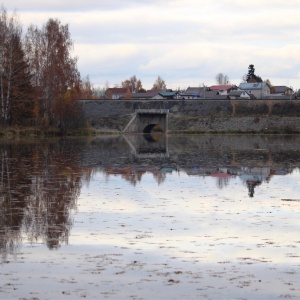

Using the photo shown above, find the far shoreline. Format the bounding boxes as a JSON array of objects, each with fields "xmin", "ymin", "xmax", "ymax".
[{"xmin": 0, "ymin": 125, "xmax": 299, "ymax": 139}]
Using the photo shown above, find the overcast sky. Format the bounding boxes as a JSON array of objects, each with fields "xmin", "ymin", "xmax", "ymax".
[{"xmin": 4, "ymin": 0, "xmax": 300, "ymax": 90}]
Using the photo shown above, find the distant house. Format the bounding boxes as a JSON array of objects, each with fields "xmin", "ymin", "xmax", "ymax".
[
  {"xmin": 180, "ymin": 86, "xmax": 228, "ymax": 99},
  {"xmin": 121, "ymin": 90, "xmax": 179, "ymax": 100},
  {"xmin": 227, "ymin": 90, "xmax": 251, "ymax": 100},
  {"xmin": 201, "ymin": 90, "xmax": 225, "ymax": 99},
  {"xmin": 157, "ymin": 91, "xmax": 180, "ymax": 99},
  {"xmin": 209, "ymin": 85, "xmax": 238, "ymax": 96},
  {"xmin": 179, "ymin": 93, "xmax": 199, "ymax": 99},
  {"xmin": 238, "ymin": 82, "xmax": 270, "ymax": 99},
  {"xmin": 130, "ymin": 91, "xmax": 160, "ymax": 99},
  {"xmin": 185, "ymin": 87, "xmax": 203, "ymax": 94},
  {"xmin": 271, "ymin": 86, "xmax": 293, "ymax": 95},
  {"xmin": 180, "ymin": 87, "xmax": 215, "ymax": 99},
  {"xmin": 105, "ymin": 87, "xmax": 129, "ymax": 99}
]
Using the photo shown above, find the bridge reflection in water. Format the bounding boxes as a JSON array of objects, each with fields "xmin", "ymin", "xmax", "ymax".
[{"xmin": 123, "ymin": 133, "xmax": 169, "ymax": 158}]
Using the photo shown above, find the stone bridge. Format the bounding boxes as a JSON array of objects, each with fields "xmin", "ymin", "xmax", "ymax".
[
  {"xmin": 123, "ymin": 109, "xmax": 169, "ymax": 133},
  {"xmin": 78, "ymin": 99, "xmax": 300, "ymax": 133}
]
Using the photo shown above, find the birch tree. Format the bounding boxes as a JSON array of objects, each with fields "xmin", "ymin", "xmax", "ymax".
[
  {"xmin": 80, "ymin": 75, "xmax": 94, "ymax": 99},
  {"xmin": 215, "ymin": 73, "xmax": 230, "ymax": 85},
  {"xmin": 152, "ymin": 76, "xmax": 166, "ymax": 90},
  {"xmin": 121, "ymin": 75, "xmax": 143, "ymax": 93},
  {"xmin": 24, "ymin": 18, "xmax": 81, "ymax": 127}
]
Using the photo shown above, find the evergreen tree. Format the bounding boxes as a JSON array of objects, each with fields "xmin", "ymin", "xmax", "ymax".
[
  {"xmin": 246, "ymin": 64, "xmax": 262, "ymax": 82},
  {"xmin": 9, "ymin": 34, "xmax": 34, "ymax": 125},
  {"xmin": 246, "ymin": 64, "xmax": 255, "ymax": 81},
  {"xmin": 0, "ymin": 6, "xmax": 34, "ymax": 126}
]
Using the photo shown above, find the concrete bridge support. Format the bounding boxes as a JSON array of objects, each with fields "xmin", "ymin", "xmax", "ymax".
[{"xmin": 123, "ymin": 109, "xmax": 169, "ymax": 133}]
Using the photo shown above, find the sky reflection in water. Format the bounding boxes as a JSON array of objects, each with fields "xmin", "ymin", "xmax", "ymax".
[{"xmin": 1, "ymin": 135, "xmax": 300, "ymax": 299}]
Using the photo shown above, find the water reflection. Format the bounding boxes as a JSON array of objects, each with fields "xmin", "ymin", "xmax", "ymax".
[
  {"xmin": 0, "ymin": 135, "xmax": 299, "ymax": 258},
  {"xmin": 0, "ymin": 139, "xmax": 88, "ymax": 259},
  {"xmin": 124, "ymin": 133, "xmax": 169, "ymax": 158},
  {"xmin": 101, "ymin": 134, "xmax": 298, "ymax": 196}
]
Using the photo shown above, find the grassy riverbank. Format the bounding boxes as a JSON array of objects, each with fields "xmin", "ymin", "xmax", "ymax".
[
  {"xmin": 0, "ymin": 124, "xmax": 299, "ymax": 138},
  {"xmin": 0, "ymin": 126, "xmax": 99, "ymax": 138}
]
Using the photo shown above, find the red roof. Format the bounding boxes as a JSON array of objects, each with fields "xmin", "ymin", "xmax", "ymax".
[{"xmin": 210, "ymin": 173, "xmax": 233, "ymax": 178}]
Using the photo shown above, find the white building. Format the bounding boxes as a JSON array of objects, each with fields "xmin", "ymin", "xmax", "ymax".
[
  {"xmin": 238, "ymin": 82, "xmax": 270, "ymax": 99},
  {"xmin": 227, "ymin": 90, "xmax": 251, "ymax": 99}
]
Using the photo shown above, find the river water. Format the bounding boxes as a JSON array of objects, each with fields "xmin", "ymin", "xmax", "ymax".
[{"xmin": 0, "ymin": 134, "xmax": 300, "ymax": 299}]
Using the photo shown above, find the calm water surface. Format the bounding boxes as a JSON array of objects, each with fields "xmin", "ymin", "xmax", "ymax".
[{"xmin": 1, "ymin": 134, "xmax": 300, "ymax": 299}]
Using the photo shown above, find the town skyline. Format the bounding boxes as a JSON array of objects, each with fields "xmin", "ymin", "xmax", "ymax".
[{"xmin": 4, "ymin": 0, "xmax": 300, "ymax": 90}]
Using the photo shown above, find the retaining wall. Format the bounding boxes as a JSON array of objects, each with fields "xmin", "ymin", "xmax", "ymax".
[{"xmin": 78, "ymin": 99, "xmax": 300, "ymax": 133}]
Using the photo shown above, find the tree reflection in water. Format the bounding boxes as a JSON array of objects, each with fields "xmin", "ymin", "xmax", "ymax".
[
  {"xmin": 0, "ymin": 139, "xmax": 86, "ymax": 259},
  {"xmin": 1, "ymin": 135, "xmax": 300, "ymax": 261}
]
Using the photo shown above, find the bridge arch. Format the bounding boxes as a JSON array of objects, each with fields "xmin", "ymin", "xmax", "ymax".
[
  {"xmin": 123, "ymin": 109, "xmax": 169, "ymax": 133},
  {"xmin": 143, "ymin": 123, "xmax": 162, "ymax": 133}
]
